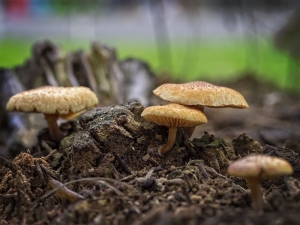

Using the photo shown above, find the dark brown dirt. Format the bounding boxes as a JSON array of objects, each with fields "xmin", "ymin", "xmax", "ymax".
[{"xmin": 0, "ymin": 75, "xmax": 300, "ymax": 225}]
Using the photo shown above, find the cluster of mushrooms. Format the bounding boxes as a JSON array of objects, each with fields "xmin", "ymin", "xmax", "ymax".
[
  {"xmin": 6, "ymin": 82, "xmax": 294, "ymax": 212},
  {"xmin": 142, "ymin": 81, "xmax": 293, "ymax": 212},
  {"xmin": 141, "ymin": 81, "xmax": 249, "ymax": 156}
]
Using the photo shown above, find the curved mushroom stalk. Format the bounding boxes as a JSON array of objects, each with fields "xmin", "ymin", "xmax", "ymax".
[
  {"xmin": 158, "ymin": 127, "xmax": 177, "ymax": 156},
  {"xmin": 44, "ymin": 114, "xmax": 65, "ymax": 142}
]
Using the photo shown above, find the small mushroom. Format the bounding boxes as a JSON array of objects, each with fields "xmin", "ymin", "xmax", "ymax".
[
  {"xmin": 141, "ymin": 103, "xmax": 207, "ymax": 156},
  {"xmin": 153, "ymin": 81, "xmax": 249, "ymax": 137},
  {"xmin": 6, "ymin": 86, "xmax": 98, "ymax": 142},
  {"xmin": 227, "ymin": 154, "xmax": 293, "ymax": 212}
]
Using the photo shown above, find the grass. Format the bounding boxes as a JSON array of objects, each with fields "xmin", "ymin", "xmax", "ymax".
[{"xmin": 0, "ymin": 37, "xmax": 297, "ymax": 92}]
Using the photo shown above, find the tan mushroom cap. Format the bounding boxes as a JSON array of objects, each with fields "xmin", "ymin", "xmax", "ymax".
[
  {"xmin": 227, "ymin": 154, "xmax": 293, "ymax": 180},
  {"xmin": 141, "ymin": 103, "xmax": 208, "ymax": 127},
  {"xmin": 6, "ymin": 86, "xmax": 98, "ymax": 116},
  {"xmin": 153, "ymin": 81, "xmax": 249, "ymax": 108}
]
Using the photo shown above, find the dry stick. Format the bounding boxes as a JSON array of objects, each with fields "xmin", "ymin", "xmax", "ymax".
[
  {"xmin": 35, "ymin": 162, "xmax": 47, "ymax": 186},
  {"xmin": 120, "ymin": 173, "xmax": 136, "ymax": 182},
  {"xmin": 181, "ymin": 186, "xmax": 192, "ymax": 205},
  {"xmin": 79, "ymin": 51, "xmax": 98, "ymax": 94},
  {"xmin": 47, "ymin": 178, "xmax": 85, "ymax": 203},
  {"xmin": 198, "ymin": 163, "xmax": 209, "ymax": 179},
  {"xmin": 132, "ymin": 205, "xmax": 167, "ymax": 225},
  {"xmin": 39, "ymin": 58, "xmax": 58, "ymax": 86},
  {"xmin": 187, "ymin": 159, "xmax": 209, "ymax": 179},
  {"xmin": 44, "ymin": 149, "xmax": 58, "ymax": 161},
  {"xmin": 96, "ymin": 180, "xmax": 123, "ymax": 196},
  {"xmin": 112, "ymin": 151, "xmax": 131, "ymax": 175},
  {"xmin": 90, "ymin": 214, "xmax": 103, "ymax": 225},
  {"xmin": 39, "ymin": 163, "xmax": 58, "ymax": 179},
  {"xmin": 145, "ymin": 168, "xmax": 154, "ymax": 179},
  {"xmin": 26, "ymin": 177, "xmax": 138, "ymax": 210},
  {"xmin": 41, "ymin": 140, "xmax": 53, "ymax": 154},
  {"xmin": 65, "ymin": 53, "xmax": 80, "ymax": 86},
  {"xmin": 64, "ymin": 177, "xmax": 138, "ymax": 194},
  {"xmin": 110, "ymin": 164, "xmax": 121, "ymax": 180},
  {"xmin": 0, "ymin": 156, "xmax": 22, "ymax": 174},
  {"xmin": 53, "ymin": 56, "xmax": 66, "ymax": 85}
]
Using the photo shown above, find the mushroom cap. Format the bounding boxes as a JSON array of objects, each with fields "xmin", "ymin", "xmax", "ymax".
[
  {"xmin": 6, "ymin": 86, "xmax": 98, "ymax": 115},
  {"xmin": 227, "ymin": 154, "xmax": 293, "ymax": 180},
  {"xmin": 141, "ymin": 103, "xmax": 208, "ymax": 127},
  {"xmin": 153, "ymin": 81, "xmax": 249, "ymax": 108}
]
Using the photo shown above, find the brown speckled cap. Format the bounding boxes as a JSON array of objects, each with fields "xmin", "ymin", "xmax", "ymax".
[
  {"xmin": 153, "ymin": 81, "xmax": 249, "ymax": 108},
  {"xmin": 6, "ymin": 86, "xmax": 99, "ymax": 116},
  {"xmin": 141, "ymin": 103, "xmax": 208, "ymax": 127},
  {"xmin": 227, "ymin": 154, "xmax": 293, "ymax": 180}
]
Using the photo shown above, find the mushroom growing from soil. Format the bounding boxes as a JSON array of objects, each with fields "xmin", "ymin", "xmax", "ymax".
[
  {"xmin": 141, "ymin": 103, "xmax": 207, "ymax": 156},
  {"xmin": 6, "ymin": 86, "xmax": 98, "ymax": 142},
  {"xmin": 227, "ymin": 154, "xmax": 293, "ymax": 212},
  {"xmin": 153, "ymin": 81, "xmax": 249, "ymax": 137}
]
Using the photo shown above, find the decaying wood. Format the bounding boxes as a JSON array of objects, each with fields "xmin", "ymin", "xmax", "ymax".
[{"xmin": 0, "ymin": 40, "xmax": 157, "ymax": 155}]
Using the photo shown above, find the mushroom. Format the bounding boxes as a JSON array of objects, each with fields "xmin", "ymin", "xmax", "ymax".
[
  {"xmin": 153, "ymin": 81, "xmax": 249, "ymax": 137},
  {"xmin": 6, "ymin": 86, "xmax": 98, "ymax": 142},
  {"xmin": 227, "ymin": 154, "xmax": 293, "ymax": 212},
  {"xmin": 153, "ymin": 81, "xmax": 249, "ymax": 108},
  {"xmin": 141, "ymin": 103, "xmax": 207, "ymax": 156}
]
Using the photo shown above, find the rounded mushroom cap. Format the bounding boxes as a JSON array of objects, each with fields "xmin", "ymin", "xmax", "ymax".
[
  {"xmin": 141, "ymin": 103, "xmax": 208, "ymax": 127},
  {"xmin": 6, "ymin": 86, "xmax": 98, "ymax": 115},
  {"xmin": 153, "ymin": 81, "xmax": 249, "ymax": 108},
  {"xmin": 227, "ymin": 154, "xmax": 293, "ymax": 180}
]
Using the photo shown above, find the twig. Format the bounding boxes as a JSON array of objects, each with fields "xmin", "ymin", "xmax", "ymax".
[
  {"xmin": 0, "ymin": 156, "xmax": 22, "ymax": 174},
  {"xmin": 198, "ymin": 163, "xmax": 209, "ymax": 179},
  {"xmin": 26, "ymin": 177, "xmax": 138, "ymax": 211},
  {"xmin": 78, "ymin": 51, "xmax": 98, "ymax": 94},
  {"xmin": 187, "ymin": 159, "xmax": 209, "ymax": 179},
  {"xmin": 41, "ymin": 140, "xmax": 53, "ymax": 154},
  {"xmin": 181, "ymin": 186, "xmax": 192, "ymax": 205},
  {"xmin": 39, "ymin": 163, "xmax": 58, "ymax": 179},
  {"xmin": 97, "ymin": 180, "xmax": 124, "ymax": 196},
  {"xmin": 112, "ymin": 151, "xmax": 131, "ymax": 175},
  {"xmin": 65, "ymin": 53, "xmax": 80, "ymax": 86},
  {"xmin": 145, "ymin": 170, "xmax": 154, "ymax": 180},
  {"xmin": 35, "ymin": 162, "xmax": 47, "ymax": 186},
  {"xmin": 44, "ymin": 149, "xmax": 58, "ymax": 161},
  {"xmin": 40, "ymin": 58, "xmax": 58, "ymax": 86},
  {"xmin": 121, "ymin": 173, "xmax": 136, "ymax": 182},
  {"xmin": 47, "ymin": 178, "xmax": 85, "ymax": 203}
]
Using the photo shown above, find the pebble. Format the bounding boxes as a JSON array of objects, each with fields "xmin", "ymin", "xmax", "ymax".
[{"xmin": 142, "ymin": 154, "xmax": 150, "ymax": 162}]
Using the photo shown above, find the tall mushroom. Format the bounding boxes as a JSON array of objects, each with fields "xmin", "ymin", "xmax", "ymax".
[
  {"xmin": 141, "ymin": 103, "xmax": 207, "ymax": 156},
  {"xmin": 227, "ymin": 154, "xmax": 293, "ymax": 212},
  {"xmin": 153, "ymin": 81, "xmax": 249, "ymax": 137},
  {"xmin": 6, "ymin": 86, "xmax": 98, "ymax": 142}
]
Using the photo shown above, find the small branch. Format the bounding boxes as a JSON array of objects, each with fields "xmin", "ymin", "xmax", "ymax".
[
  {"xmin": 0, "ymin": 156, "xmax": 22, "ymax": 174},
  {"xmin": 112, "ymin": 151, "xmax": 131, "ymax": 175}
]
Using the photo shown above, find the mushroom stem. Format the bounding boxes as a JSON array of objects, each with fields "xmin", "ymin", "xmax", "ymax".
[
  {"xmin": 158, "ymin": 127, "xmax": 178, "ymax": 156},
  {"xmin": 182, "ymin": 107, "xmax": 204, "ymax": 138},
  {"xmin": 246, "ymin": 177, "xmax": 263, "ymax": 212},
  {"xmin": 44, "ymin": 114, "xmax": 65, "ymax": 142},
  {"xmin": 182, "ymin": 126, "xmax": 196, "ymax": 138}
]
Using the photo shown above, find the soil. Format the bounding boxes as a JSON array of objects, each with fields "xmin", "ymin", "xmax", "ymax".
[{"xmin": 0, "ymin": 75, "xmax": 300, "ymax": 225}]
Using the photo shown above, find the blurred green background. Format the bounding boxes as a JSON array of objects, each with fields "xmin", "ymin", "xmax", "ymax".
[{"xmin": 0, "ymin": 0, "xmax": 299, "ymax": 92}]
